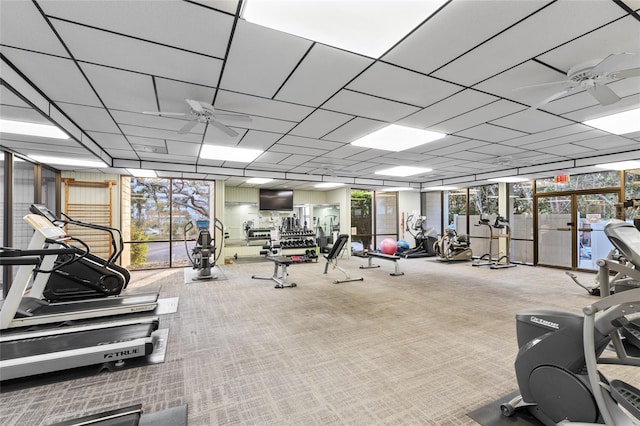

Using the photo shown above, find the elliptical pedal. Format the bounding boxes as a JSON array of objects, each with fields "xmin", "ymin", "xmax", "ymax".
[{"xmin": 609, "ymin": 379, "xmax": 640, "ymax": 420}]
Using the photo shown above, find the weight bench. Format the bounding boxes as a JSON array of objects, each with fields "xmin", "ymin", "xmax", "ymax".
[
  {"xmin": 252, "ymin": 256, "xmax": 297, "ymax": 288},
  {"xmin": 360, "ymin": 252, "xmax": 404, "ymax": 276},
  {"xmin": 323, "ymin": 234, "xmax": 363, "ymax": 284}
]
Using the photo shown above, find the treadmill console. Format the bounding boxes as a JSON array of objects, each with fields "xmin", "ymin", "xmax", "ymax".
[{"xmin": 29, "ymin": 204, "xmax": 60, "ymax": 225}]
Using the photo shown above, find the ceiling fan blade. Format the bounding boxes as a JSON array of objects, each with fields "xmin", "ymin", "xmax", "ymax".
[
  {"xmin": 215, "ymin": 112, "xmax": 252, "ymax": 122},
  {"xmin": 210, "ymin": 119, "xmax": 238, "ymax": 137},
  {"xmin": 177, "ymin": 119, "xmax": 199, "ymax": 134},
  {"xmin": 513, "ymin": 80, "xmax": 571, "ymax": 92},
  {"xmin": 586, "ymin": 84, "xmax": 620, "ymax": 106},
  {"xmin": 184, "ymin": 98, "xmax": 204, "ymax": 113},
  {"xmin": 611, "ymin": 67, "xmax": 640, "ymax": 79},
  {"xmin": 142, "ymin": 111, "xmax": 186, "ymax": 116},
  {"xmin": 591, "ymin": 52, "xmax": 639, "ymax": 74},
  {"xmin": 531, "ymin": 87, "xmax": 576, "ymax": 109}
]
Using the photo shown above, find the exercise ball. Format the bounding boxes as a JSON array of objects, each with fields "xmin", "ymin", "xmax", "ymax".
[
  {"xmin": 379, "ymin": 238, "xmax": 397, "ymax": 255},
  {"xmin": 396, "ymin": 240, "xmax": 410, "ymax": 252}
]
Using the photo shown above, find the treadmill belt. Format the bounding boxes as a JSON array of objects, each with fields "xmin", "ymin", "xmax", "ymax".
[
  {"xmin": 1, "ymin": 321, "xmax": 158, "ymax": 361},
  {"xmin": 25, "ymin": 293, "xmax": 159, "ymax": 316}
]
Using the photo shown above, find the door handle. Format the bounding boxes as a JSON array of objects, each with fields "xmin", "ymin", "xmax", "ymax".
[
  {"xmin": 566, "ymin": 222, "xmax": 575, "ymax": 226},
  {"xmin": 556, "ymin": 227, "xmax": 571, "ymax": 231},
  {"xmin": 577, "ymin": 228, "xmax": 592, "ymax": 232}
]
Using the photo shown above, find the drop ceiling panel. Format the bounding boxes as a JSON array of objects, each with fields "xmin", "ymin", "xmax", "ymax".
[
  {"xmin": 279, "ymin": 154, "xmax": 316, "ymax": 166},
  {"xmin": 79, "ymin": 63, "xmax": 156, "ymax": 112},
  {"xmin": 275, "ymin": 43, "xmax": 373, "ymax": 107},
  {"xmin": 268, "ymin": 144, "xmax": 326, "ymax": 156},
  {"xmin": 120, "ymin": 124, "xmax": 203, "ymax": 144},
  {"xmin": 0, "ymin": 1, "xmax": 68, "ymax": 56},
  {"xmin": 450, "ymin": 151, "xmax": 496, "ymax": 162},
  {"xmin": 289, "ymin": 109, "xmax": 354, "ymax": 138},
  {"xmin": 536, "ymin": 91, "xmax": 598, "ymax": 115},
  {"xmin": 536, "ymin": 16, "xmax": 640, "ymax": 73},
  {"xmin": 254, "ymin": 151, "xmax": 290, "ymax": 164},
  {"xmin": 221, "ymin": 20, "xmax": 312, "ymax": 98},
  {"xmin": 455, "ymin": 124, "xmax": 527, "ymax": 142},
  {"xmin": 52, "ymin": 19, "xmax": 223, "ymax": 87},
  {"xmin": 58, "ymin": 103, "xmax": 120, "ymax": 133},
  {"xmin": 573, "ymin": 135, "xmax": 640, "ymax": 150},
  {"xmin": 108, "ymin": 149, "xmax": 139, "ymax": 160},
  {"xmin": 412, "ymin": 135, "xmax": 471, "ymax": 154},
  {"xmin": 155, "ymin": 79, "xmax": 217, "ymax": 114},
  {"xmin": 138, "ymin": 152, "xmax": 197, "ymax": 163},
  {"xmin": 2, "ymin": 48, "xmax": 102, "ymax": 107},
  {"xmin": 520, "ymin": 130, "xmax": 607, "ymax": 150},
  {"xmin": 87, "ymin": 131, "xmax": 131, "ymax": 150},
  {"xmin": 427, "ymin": 139, "xmax": 490, "ymax": 156},
  {"xmin": 40, "ymin": 1, "xmax": 233, "ymax": 58},
  {"xmin": 347, "ymin": 62, "xmax": 461, "ymax": 107},
  {"xmin": 489, "ymin": 109, "xmax": 574, "ymax": 133},
  {"xmin": 561, "ymin": 94, "xmax": 640, "ymax": 122},
  {"xmin": 398, "ymin": 89, "xmax": 496, "ymax": 128},
  {"xmin": 323, "ymin": 90, "xmax": 421, "ymax": 122},
  {"xmin": 215, "ymin": 90, "xmax": 314, "ymax": 122},
  {"xmin": 165, "ymin": 140, "xmax": 201, "ymax": 157},
  {"xmin": 382, "ymin": 0, "xmax": 546, "ymax": 75},
  {"xmin": 0, "ymin": 104, "xmax": 50, "ymax": 124},
  {"xmin": 323, "ymin": 144, "xmax": 371, "ymax": 160},
  {"xmin": 468, "ymin": 143, "xmax": 528, "ymax": 156},
  {"xmin": 432, "ymin": 100, "xmax": 526, "ymax": 134},
  {"xmin": 322, "ymin": 118, "xmax": 387, "ymax": 143},
  {"xmin": 111, "ymin": 110, "xmax": 191, "ymax": 133},
  {"xmin": 537, "ymin": 143, "xmax": 596, "ymax": 156},
  {"xmin": 278, "ymin": 135, "xmax": 344, "ymax": 151},
  {"xmin": 500, "ymin": 124, "xmax": 593, "ymax": 147},
  {"xmin": 431, "ymin": 1, "xmax": 626, "ymax": 86},
  {"xmin": 237, "ymin": 130, "xmax": 283, "ymax": 150},
  {"xmin": 0, "ymin": 139, "xmax": 89, "ymax": 155}
]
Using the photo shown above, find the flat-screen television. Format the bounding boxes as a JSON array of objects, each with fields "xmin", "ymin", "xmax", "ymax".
[{"xmin": 259, "ymin": 188, "xmax": 294, "ymax": 211}]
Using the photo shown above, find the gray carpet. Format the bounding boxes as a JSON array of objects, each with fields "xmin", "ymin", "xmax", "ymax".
[
  {"xmin": 1, "ymin": 259, "xmax": 638, "ymax": 425},
  {"xmin": 183, "ymin": 266, "xmax": 228, "ymax": 283}
]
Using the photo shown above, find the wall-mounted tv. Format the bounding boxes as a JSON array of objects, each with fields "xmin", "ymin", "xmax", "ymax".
[{"xmin": 259, "ymin": 188, "xmax": 294, "ymax": 211}]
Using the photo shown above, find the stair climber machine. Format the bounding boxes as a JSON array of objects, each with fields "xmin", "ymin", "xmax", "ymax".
[
  {"xmin": 184, "ymin": 218, "xmax": 224, "ymax": 281},
  {"xmin": 0, "ymin": 223, "xmax": 162, "ymax": 381},
  {"xmin": 0, "ymin": 214, "xmax": 159, "ymax": 330},
  {"xmin": 28, "ymin": 203, "xmax": 130, "ymax": 301}
]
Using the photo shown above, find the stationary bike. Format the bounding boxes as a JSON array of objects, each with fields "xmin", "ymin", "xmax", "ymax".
[{"xmin": 28, "ymin": 204, "xmax": 130, "ymax": 301}]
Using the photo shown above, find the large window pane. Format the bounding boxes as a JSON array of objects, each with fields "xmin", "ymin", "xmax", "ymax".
[
  {"xmin": 446, "ymin": 189, "xmax": 467, "ymax": 235},
  {"xmin": 468, "ymin": 184, "xmax": 498, "ymax": 259},
  {"xmin": 41, "ymin": 167, "xmax": 57, "ymax": 211},
  {"xmin": 509, "ymin": 181, "xmax": 534, "ymax": 264},
  {"xmin": 625, "ymin": 169, "xmax": 640, "ymax": 228},
  {"xmin": 172, "ymin": 179, "xmax": 214, "ymax": 268},
  {"xmin": 536, "ymin": 171, "xmax": 620, "ymax": 192},
  {"xmin": 351, "ymin": 189, "xmax": 373, "ymax": 251}
]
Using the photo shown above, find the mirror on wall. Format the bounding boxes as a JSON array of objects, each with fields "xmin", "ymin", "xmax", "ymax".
[{"xmin": 312, "ymin": 204, "xmax": 340, "ymax": 253}]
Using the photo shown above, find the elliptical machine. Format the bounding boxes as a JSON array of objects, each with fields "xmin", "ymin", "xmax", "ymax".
[
  {"xmin": 501, "ymin": 287, "xmax": 640, "ymax": 425},
  {"xmin": 434, "ymin": 228, "xmax": 473, "ymax": 261},
  {"xmin": 184, "ymin": 218, "xmax": 224, "ymax": 281},
  {"xmin": 28, "ymin": 204, "xmax": 130, "ymax": 301}
]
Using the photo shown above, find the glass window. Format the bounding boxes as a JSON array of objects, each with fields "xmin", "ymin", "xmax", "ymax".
[
  {"xmin": 446, "ymin": 189, "xmax": 467, "ymax": 235},
  {"xmin": 468, "ymin": 184, "xmax": 498, "ymax": 259},
  {"xmin": 351, "ymin": 189, "xmax": 373, "ymax": 251},
  {"xmin": 12, "ymin": 158, "xmax": 35, "ymax": 251},
  {"xmin": 536, "ymin": 171, "xmax": 620, "ymax": 192},
  {"xmin": 624, "ymin": 169, "xmax": 640, "ymax": 226},
  {"xmin": 41, "ymin": 167, "xmax": 57, "ymax": 211},
  {"xmin": 374, "ymin": 191, "xmax": 397, "ymax": 250},
  {"xmin": 509, "ymin": 181, "xmax": 534, "ymax": 264},
  {"xmin": 421, "ymin": 191, "xmax": 441, "ymax": 234},
  {"xmin": 0, "ymin": 153, "xmax": 4, "ymax": 296}
]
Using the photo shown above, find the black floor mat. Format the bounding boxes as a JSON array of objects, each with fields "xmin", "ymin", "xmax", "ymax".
[{"xmin": 467, "ymin": 391, "xmax": 543, "ymax": 426}]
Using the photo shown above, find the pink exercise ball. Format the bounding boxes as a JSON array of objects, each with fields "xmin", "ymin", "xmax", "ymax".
[{"xmin": 379, "ymin": 238, "xmax": 397, "ymax": 255}]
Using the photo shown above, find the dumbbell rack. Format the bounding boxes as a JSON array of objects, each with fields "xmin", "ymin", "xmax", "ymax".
[{"xmin": 279, "ymin": 231, "xmax": 318, "ymax": 262}]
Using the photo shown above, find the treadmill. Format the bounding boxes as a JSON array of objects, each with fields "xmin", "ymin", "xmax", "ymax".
[
  {"xmin": 0, "ymin": 251, "xmax": 161, "ymax": 381},
  {"xmin": 0, "ymin": 214, "xmax": 158, "ymax": 329}
]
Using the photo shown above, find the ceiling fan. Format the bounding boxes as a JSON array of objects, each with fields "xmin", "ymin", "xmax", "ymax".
[
  {"xmin": 143, "ymin": 99, "xmax": 251, "ymax": 137},
  {"xmin": 517, "ymin": 53, "xmax": 640, "ymax": 109}
]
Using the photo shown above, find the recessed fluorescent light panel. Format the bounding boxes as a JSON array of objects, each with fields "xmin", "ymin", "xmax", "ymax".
[
  {"xmin": 488, "ymin": 177, "xmax": 530, "ymax": 183},
  {"xmin": 0, "ymin": 119, "xmax": 68, "ymax": 139},
  {"xmin": 351, "ymin": 125, "xmax": 445, "ymax": 152},
  {"xmin": 375, "ymin": 166, "xmax": 431, "ymax": 177},
  {"xmin": 583, "ymin": 108, "xmax": 640, "ymax": 135},
  {"xmin": 246, "ymin": 178, "xmax": 273, "ymax": 184},
  {"xmin": 422, "ymin": 186, "xmax": 458, "ymax": 191},
  {"xmin": 127, "ymin": 168, "xmax": 157, "ymax": 178},
  {"xmin": 381, "ymin": 187, "xmax": 414, "ymax": 192},
  {"xmin": 595, "ymin": 160, "xmax": 640, "ymax": 171},
  {"xmin": 315, "ymin": 182, "xmax": 345, "ymax": 189},
  {"xmin": 28, "ymin": 155, "xmax": 107, "ymax": 168},
  {"xmin": 242, "ymin": 1, "xmax": 446, "ymax": 58},
  {"xmin": 200, "ymin": 145, "xmax": 263, "ymax": 162}
]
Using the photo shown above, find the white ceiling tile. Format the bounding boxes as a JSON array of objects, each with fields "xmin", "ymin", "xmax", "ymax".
[
  {"xmin": 382, "ymin": 0, "xmax": 546, "ymax": 75},
  {"xmin": 106, "ymin": 149, "xmax": 140, "ymax": 160},
  {"xmin": 138, "ymin": 152, "xmax": 197, "ymax": 163},
  {"xmin": 154, "ymin": 79, "xmax": 217, "ymax": 115},
  {"xmin": 52, "ymin": 19, "xmax": 223, "ymax": 87},
  {"xmin": 111, "ymin": 110, "xmax": 196, "ymax": 133},
  {"xmin": 427, "ymin": 139, "xmax": 490, "ymax": 156},
  {"xmin": 537, "ymin": 143, "xmax": 596, "ymax": 156},
  {"xmin": 221, "ymin": 19, "xmax": 312, "ymax": 97},
  {"xmin": 347, "ymin": 62, "xmax": 461, "ymax": 107},
  {"xmin": 165, "ymin": 140, "xmax": 201, "ymax": 157},
  {"xmin": 290, "ymin": 109, "xmax": 354, "ymax": 139},
  {"xmin": 189, "ymin": 1, "xmax": 240, "ymax": 15},
  {"xmin": 322, "ymin": 118, "xmax": 387, "ymax": 143},
  {"xmin": 561, "ymin": 93, "xmax": 640, "ymax": 122},
  {"xmin": 80, "ymin": 63, "xmax": 156, "ymax": 112},
  {"xmin": 2, "ymin": 48, "xmax": 102, "ymax": 107},
  {"xmin": 489, "ymin": 109, "xmax": 574, "ymax": 133},
  {"xmin": 536, "ymin": 16, "xmax": 640, "ymax": 73},
  {"xmin": 520, "ymin": 130, "xmax": 607, "ymax": 150},
  {"xmin": 279, "ymin": 154, "xmax": 316, "ymax": 166},
  {"xmin": 500, "ymin": 124, "xmax": 593, "ymax": 147},
  {"xmin": 468, "ymin": 143, "xmax": 528, "ymax": 157},
  {"xmin": 121, "ymin": 124, "xmax": 203, "ymax": 143},
  {"xmin": 323, "ymin": 90, "xmax": 420, "ymax": 122},
  {"xmin": 450, "ymin": 151, "xmax": 496, "ymax": 162},
  {"xmin": 237, "ymin": 130, "xmax": 283, "ymax": 150},
  {"xmin": 276, "ymin": 43, "xmax": 372, "ymax": 107},
  {"xmin": 573, "ymin": 135, "xmax": 639, "ymax": 150},
  {"xmin": 0, "ymin": 104, "xmax": 49, "ymax": 124},
  {"xmin": 87, "ymin": 131, "xmax": 131, "ymax": 150},
  {"xmin": 215, "ymin": 90, "xmax": 314, "ymax": 122},
  {"xmin": 455, "ymin": 124, "xmax": 527, "ymax": 142},
  {"xmin": 58, "ymin": 103, "xmax": 120, "ymax": 133},
  {"xmin": 40, "ymin": 1, "xmax": 233, "ymax": 58},
  {"xmin": 432, "ymin": 100, "xmax": 527, "ymax": 134},
  {"xmin": 254, "ymin": 151, "xmax": 290, "ymax": 163},
  {"xmin": 278, "ymin": 135, "xmax": 343, "ymax": 151},
  {"xmin": 399, "ymin": 89, "xmax": 496, "ymax": 128},
  {"xmin": 268, "ymin": 144, "xmax": 326, "ymax": 156},
  {"xmin": 431, "ymin": 1, "xmax": 626, "ymax": 86},
  {"xmin": 0, "ymin": 1, "xmax": 68, "ymax": 56}
]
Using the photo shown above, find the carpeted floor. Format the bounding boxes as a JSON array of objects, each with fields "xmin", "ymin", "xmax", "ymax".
[{"xmin": 1, "ymin": 258, "xmax": 638, "ymax": 425}]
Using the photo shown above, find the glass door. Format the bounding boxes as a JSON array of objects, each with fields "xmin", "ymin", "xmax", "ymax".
[
  {"xmin": 536, "ymin": 191, "xmax": 619, "ymax": 270},
  {"xmin": 537, "ymin": 194, "xmax": 573, "ymax": 268}
]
